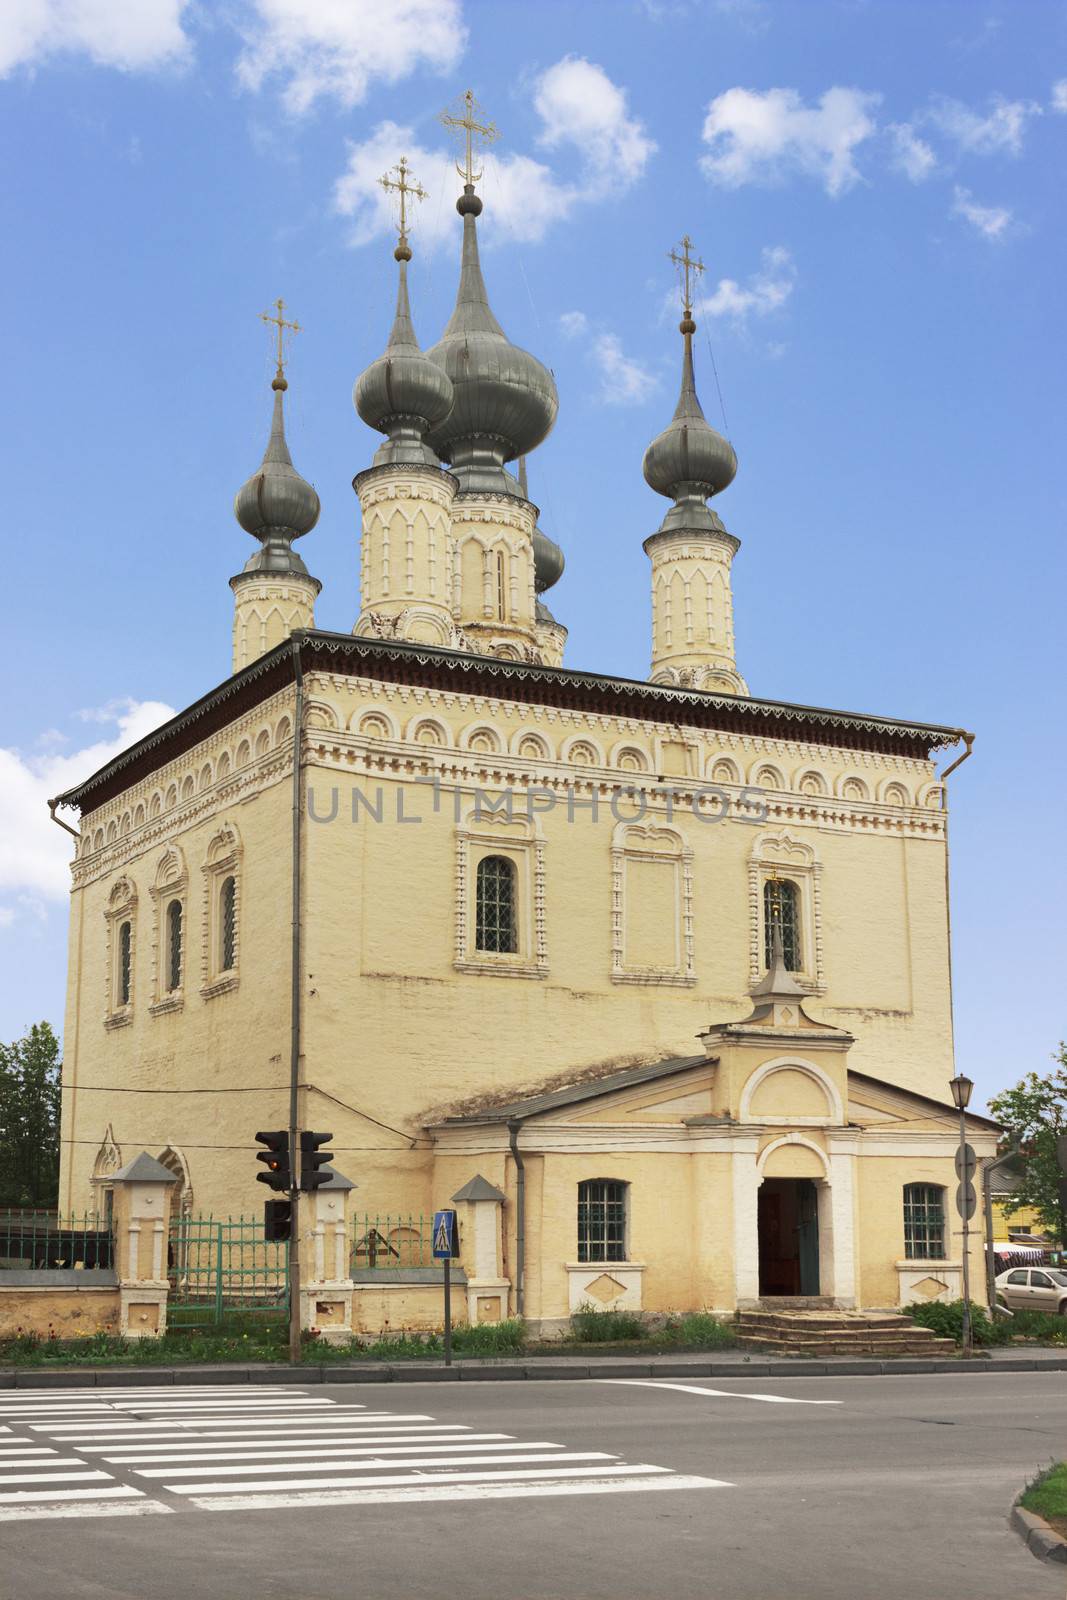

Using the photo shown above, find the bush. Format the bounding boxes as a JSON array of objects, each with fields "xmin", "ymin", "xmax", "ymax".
[
  {"xmin": 569, "ymin": 1304, "xmax": 645, "ymax": 1342},
  {"xmin": 903, "ymin": 1298, "xmax": 1004, "ymax": 1346},
  {"xmin": 656, "ymin": 1312, "xmax": 736, "ymax": 1349}
]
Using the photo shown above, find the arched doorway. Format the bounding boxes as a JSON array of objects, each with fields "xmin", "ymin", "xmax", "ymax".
[{"xmin": 757, "ymin": 1177, "xmax": 820, "ymax": 1296}]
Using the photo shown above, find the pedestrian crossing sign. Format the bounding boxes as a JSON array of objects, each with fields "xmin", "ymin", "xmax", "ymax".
[{"xmin": 432, "ymin": 1208, "xmax": 459, "ymax": 1259}]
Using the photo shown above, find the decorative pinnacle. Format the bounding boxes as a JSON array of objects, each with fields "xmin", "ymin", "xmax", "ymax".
[
  {"xmin": 440, "ymin": 88, "xmax": 498, "ymax": 187},
  {"xmin": 669, "ymin": 235, "xmax": 704, "ymax": 333},
  {"xmin": 259, "ymin": 297, "xmax": 302, "ymax": 391},
  {"xmin": 379, "ymin": 156, "xmax": 428, "ymax": 262}
]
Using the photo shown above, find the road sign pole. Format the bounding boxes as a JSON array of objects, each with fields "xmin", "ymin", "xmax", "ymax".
[
  {"xmin": 443, "ymin": 1256, "xmax": 452, "ymax": 1368},
  {"xmin": 958, "ymin": 1104, "xmax": 973, "ymax": 1357}
]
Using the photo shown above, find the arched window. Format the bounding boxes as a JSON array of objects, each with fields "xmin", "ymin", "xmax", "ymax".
[
  {"xmin": 118, "ymin": 921, "xmax": 132, "ymax": 1006},
  {"xmin": 166, "ymin": 899, "xmax": 183, "ymax": 992},
  {"xmin": 903, "ymin": 1183, "xmax": 946, "ymax": 1260},
  {"xmin": 496, "ymin": 550, "xmax": 507, "ymax": 620},
  {"xmin": 578, "ymin": 1179, "xmax": 628, "ymax": 1263},
  {"xmin": 475, "ymin": 855, "xmax": 517, "ymax": 953},
  {"xmin": 219, "ymin": 876, "xmax": 237, "ymax": 971},
  {"xmin": 764, "ymin": 878, "xmax": 801, "ymax": 971}
]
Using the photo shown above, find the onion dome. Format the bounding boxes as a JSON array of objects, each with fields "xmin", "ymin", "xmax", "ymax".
[
  {"xmin": 643, "ymin": 313, "xmax": 737, "ymax": 536},
  {"xmin": 517, "ymin": 457, "xmax": 565, "ymax": 606},
  {"xmin": 233, "ymin": 374, "xmax": 320, "ymax": 582},
  {"xmin": 354, "ymin": 244, "xmax": 454, "ymax": 468},
  {"xmin": 426, "ymin": 186, "xmax": 558, "ymax": 496}
]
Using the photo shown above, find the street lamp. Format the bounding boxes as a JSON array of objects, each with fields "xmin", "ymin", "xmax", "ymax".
[{"xmin": 950, "ymin": 1074, "xmax": 975, "ymax": 1355}]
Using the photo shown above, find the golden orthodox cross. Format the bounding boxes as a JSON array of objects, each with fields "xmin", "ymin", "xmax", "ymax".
[
  {"xmin": 440, "ymin": 88, "xmax": 498, "ymax": 185},
  {"xmin": 767, "ymin": 863, "xmax": 782, "ymax": 924},
  {"xmin": 259, "ymin": 297, "xmax": 301, "ymax": 379},
  {"xmin": 669, "ymin": 235, "xmax": 705, "ymax": 320},
  {"xmin": 379, "ymin": 157, "xmax": 428, "ymax": 250}
]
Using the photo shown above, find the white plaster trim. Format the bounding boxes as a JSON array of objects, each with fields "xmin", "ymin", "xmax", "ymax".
[
  {"xmin": 739, "ymin": 1057, "xmax": 844, "ymax": 1125},
  {"xmin": 757, "ymin": 1132, "xmax": 830, "ymax": 1179}
]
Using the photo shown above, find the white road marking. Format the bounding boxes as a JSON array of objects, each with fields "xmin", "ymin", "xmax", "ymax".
[
  {"xmin": 0, "ymin": 1484, "xmax": 144, "ymax": 1504},
  {"xmin": 0, "ymin": 1470, "xmax": 115, "ymax": 1486},
  {"xmin": 152, "ymin": 1450, "xmax": 610, "ymax": 1482},
  {"xmin": 103, "ymin": 1435, "xmax": 515, "ymax": 1463},
  {"xmin": 0, "ymin": 1499, "xmax": 172, "ymax": 1523},
  {"xmin": 37, "ymin": 1412, "xmax": 426, "ymax": 1436},
  {"xmin": 191, "ymin": 1473, "xmax": 730, "ymax": 1511},
  {"xmin": 596, "ymin": 1380, "xmax": 841, "ymax": 1405},
  {"xmin": 74, "ymin": 1425, "xmax": 470, "ymax": 1449},
  {"xmin": 173, "ymin": 1463, "xmax": 726, "ymax": 1498}
]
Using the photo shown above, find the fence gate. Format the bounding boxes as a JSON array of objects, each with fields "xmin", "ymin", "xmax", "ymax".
[{"xmin": 168, "ymin": 1216, "xmax": 288, "ymax": 1327}]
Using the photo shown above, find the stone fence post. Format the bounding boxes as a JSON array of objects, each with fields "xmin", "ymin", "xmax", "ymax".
[
  {"xmin": 451, "ymin": 1174, "xmax": 510, "ymax": 1325},
  {"xmin": 110, "ymin": 1153, "xmax": 177, "ymax": 1338},
  {"xmin": 301, "ymin": 1167, "xmax": 356, "ymax": 1344}
]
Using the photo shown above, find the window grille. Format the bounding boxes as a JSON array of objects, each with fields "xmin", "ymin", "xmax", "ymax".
[
  {"xmin": 903, "ymin": 1183, "xmax": 946, "ymax": 1259},
  {"xmin": 166, "ymin": 899, "xmax": 183, "ymax": 992},
  {"xmin": 764, "ymin": 877, "xmax": 801, "ymax": 971},
  {"xmin": 220, "ymin": 876, "xmax": 237, "ymax": 971},
  {"xmin": 118, "ymin": 920, "xmax": 132, "ymax": 1006},
  {"xmin": 476, "ymin": 855, "xmax": 517, "ymax": 953},
  {"xmin": 577, "ymin": 1178, "xmax": 627, "ymax": 1263}
]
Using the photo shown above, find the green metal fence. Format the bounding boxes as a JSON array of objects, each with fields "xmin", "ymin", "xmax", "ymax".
[
  {"xmin": 350, "ymin": 1213, "xmax": 433, "ymax": 1271},
  {"xmin": 168, "ymin": 1216, "xmax": 288, "ymax": 1326},
  {"xmin": 0, "ymin": 1210, "xmax": 113, "ymax": 1271}
]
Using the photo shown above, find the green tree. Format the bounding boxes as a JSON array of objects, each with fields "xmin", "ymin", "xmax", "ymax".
[
  {"xmin": 988, "ymin": 1044, "xmax": 1067, "ymax": 1245},
  {"xmin": 0, "ymin": 1023, "xmax": 62, "ymax": 1208}
]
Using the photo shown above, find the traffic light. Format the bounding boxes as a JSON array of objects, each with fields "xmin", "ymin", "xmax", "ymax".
[
  {"xmin": 255, "ymin": 1130, "xmax": 291, "ymax": 1192},
  {"xmin": 300, "ymin": 1130, "xmax": 334, "ymax": 1191},
  {"xmin": 263, "ymin": 1199, "xmax": 291, "ymax": 1242}
]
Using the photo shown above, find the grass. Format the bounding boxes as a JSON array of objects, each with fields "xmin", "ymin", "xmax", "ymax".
[
  {"xmin": 1021, "ymin": 1463, "xmax": 1067, "ymax": 1534},
  {"xmin": 0, "ymin": 1308, "xmax": 737, "ymax": 1367}
]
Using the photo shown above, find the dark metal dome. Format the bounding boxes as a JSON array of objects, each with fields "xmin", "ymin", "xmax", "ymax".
[
  {"xmin": 354, "ymin": 255, "xmax": 454, "ymax": 468},
  {"xmin": 234, "ymin": 378, "xmax": 319, "ymax": 575},
  {"xmin": 643, "ymin": 325, "xmax": 736, "ymax": 527},
  {"xmin": 426, "ymin": 188, "xmax": 558, "ymax": 495}
]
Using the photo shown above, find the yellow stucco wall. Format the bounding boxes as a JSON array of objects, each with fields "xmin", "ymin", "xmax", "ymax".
[
  {"xmin": 59, "ymin": 664, "xmax": 965, "ymax": 1322},
  {"xmin": 856, "ymin": 1155, "xmax": 986, "ymax": 1308},
  {"xmin": 991, "ymin": 1199, "xmax": 1043, "ymax": 1241},
  {"xmin": 0, "ymin": 1286, "xmax": 119, "ymax": 1338}
]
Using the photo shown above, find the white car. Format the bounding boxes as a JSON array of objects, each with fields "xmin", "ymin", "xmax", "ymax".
[{"xmin": 995, "ymin": 1265, "xmax": 1067, "ymax": 1315}]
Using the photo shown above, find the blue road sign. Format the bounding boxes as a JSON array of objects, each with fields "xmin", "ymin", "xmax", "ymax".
[{"xmin": 432, "ymin": 1209, "xmax": 459, "ymax": 1259}]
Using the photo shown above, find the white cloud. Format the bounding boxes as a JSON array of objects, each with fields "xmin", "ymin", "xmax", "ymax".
[
  {"xmin": 1052, "ymin": 80, "xmax": 1067, "ymax": 114},
  {"xmin": 0, "ymin": 0, "xmax": 190, "ymax": 76},
  {"xmin": 592, "ymin": 333, "xmax": 657, "ymax": 406},
  {"xmin": 559, "ymin": 311, "xmax": 589, "ymax": 338},
  {"xmin": 236, "ymin": 0, "xmax": 465, "ymax": 116},
  {"xmin": 334, "ymin": 60, "xmax": 651, "ymax": 249},
  {"xmin": 695, "ymin": 245, "xmax": 796, "ymax": 328},
  {"xmin": 0, "ymin": 699, "xmax": 174, "ymax": 922},
  {"xmin": 925, "ymin": 94, "xmax": 1041, "ymax": 156},
  {"xmin": 533, "ymin": 55, "xmax": 655, "ymax": 194},
  {"xmin": 700, "ymin": 85, "xmax": 881, "ymax": 197},
  {"xmin": 951, "ymin": 185, "xmax": 1012, "ymax": 240},
  {"xmin": 888, "ymin": 121, "xmax": 937, "ymax": 182},
  {"xmin": 333, "ymin": 121, "xmax": 565, "ymax": 249}
]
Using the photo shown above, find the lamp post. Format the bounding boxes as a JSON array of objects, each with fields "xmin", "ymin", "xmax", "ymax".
[{"xmin": 950, "ymin": 1073, "xmax": 974, "ymax": 1356}]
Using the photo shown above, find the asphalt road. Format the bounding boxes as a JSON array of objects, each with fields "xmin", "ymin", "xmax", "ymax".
[{"xmin": 0, "ymin": 1372, "xmax": 1063, "ymax": 1600}]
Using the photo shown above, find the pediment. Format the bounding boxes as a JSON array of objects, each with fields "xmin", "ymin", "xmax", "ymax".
[
  {"xmin": 846, "ymin": 1073, "xmax": 963, "ymax": 1132},
  {"xmin": 568, "ymin": 1069, "xmax": 714, "ymax": 1125}
]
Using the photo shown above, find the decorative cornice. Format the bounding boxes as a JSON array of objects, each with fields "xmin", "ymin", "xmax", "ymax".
[{"xmin": 53, "ymin": 630, "xmax": 968, "ymax": 815}]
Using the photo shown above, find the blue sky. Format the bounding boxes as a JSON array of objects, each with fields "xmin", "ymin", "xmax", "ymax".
[{"xmin": 1, "ymin": 0, "xmax": 1064, "ymax": 1112}]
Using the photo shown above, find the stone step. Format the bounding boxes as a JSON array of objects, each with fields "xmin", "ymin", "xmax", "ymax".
[
  {"xmin": 734, "ymin": 1332, "xmax": 956, "ymax": 1355},
  {"xmin": 737, "ymin": 1313, "xmax": 916, "ymax": 1333}
]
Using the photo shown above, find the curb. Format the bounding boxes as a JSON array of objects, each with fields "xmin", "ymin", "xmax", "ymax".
[
  {"xmin": 1010, "ymin": 1505, "xmax": 1067, "ymax": 1565},
  {"xmin": 3, "ymin": 1355, "xmax": 1067, "ymax": 1387}
]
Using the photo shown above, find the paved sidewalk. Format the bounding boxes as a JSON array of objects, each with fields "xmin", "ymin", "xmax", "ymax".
[{"xmin": 2, "ymin": 1345, "xmax": 1066, "ymax": 1387}]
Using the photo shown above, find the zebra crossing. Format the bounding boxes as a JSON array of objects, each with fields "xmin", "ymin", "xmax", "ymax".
[{"xmin": 0, "ymin": 1385, "xmax": 727, "ymax": 1518}]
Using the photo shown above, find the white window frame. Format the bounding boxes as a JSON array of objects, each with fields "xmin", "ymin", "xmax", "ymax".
[
  {"xmin": 149, "ymin": 846, "xmax": 187, "ymax": 1016},
  {"xmin": 610, "ymin": 822, "xmax": 694, "ymax": 987},
  {"xmin": 200, "ymin": 823, "xmax": 242, "ymax": 999},
  {"xmin": 104, "ymin": 877, "xmax": 137, "ymax": 1029},
  {"xmin": 455, "ymin": 810, "xmax": 547, "ymax": 979},
  {"xmin": 748, "ymin": 830, "xmax": 824, "ymax": 992}
]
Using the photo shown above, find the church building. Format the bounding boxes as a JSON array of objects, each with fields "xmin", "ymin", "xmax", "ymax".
[{"xmin": 52, "ymin": 103, "xmax": 996, "ymax": 1333}]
